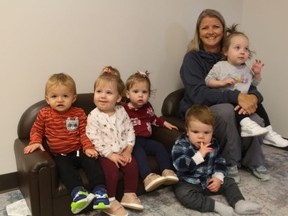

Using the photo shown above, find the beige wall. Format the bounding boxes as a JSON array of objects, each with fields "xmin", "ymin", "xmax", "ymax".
[
  {"xmin": 0, "ymin": 0, "xmax": 242, "ymax": 175},
  {"xmin": 242, "ymin": 0, "xmax": 288, "ymax": 137}
]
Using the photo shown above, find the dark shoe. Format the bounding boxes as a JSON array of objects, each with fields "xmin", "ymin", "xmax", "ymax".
[
  {"xmin": 71, "ymin": 187, "xmax": 93, "ymax": 214},
  {"xmin": 93, "ymin": 188, "xmax": 110, "ymax": 210}
]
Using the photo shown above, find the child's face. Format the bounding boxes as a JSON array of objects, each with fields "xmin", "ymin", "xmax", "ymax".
[
  {"xmin": 45, "ymin": 85, "xmax": 76, "ymax": 113},
  {"xmin": 126, "ymin": 81, "xmax": 149, "ymax": 109},
  {"xmin": 225, "ymin": 35, "xmax": 250, "ymax": 66},
  {"xmin": 186, "ymin": 119, "xmax": 213, "ymax": 149},
  {"xmin": 94, "ymin": 80, "xmax": 121, "ymax": 115}
]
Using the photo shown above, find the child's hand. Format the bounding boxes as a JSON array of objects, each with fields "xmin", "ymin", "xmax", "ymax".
[
  {"xmin": 198, "ymin": 142, "xmax": 212, "ymax": 158},
  {"xmin": 85, "ymin": 148, "xmax": 99, "ymax": 158},
  {"xmin": 207, "ymin": 177, "xmax": 222, "ymax": 192},
  {"xmin": 108, "ymin": 153, "xmax": 127, "ymax": 168},
  {"xmin": 164, "ymin": 121, "xmax": 178, "ymax": 130},
  {"xmin": 121, "ymin": 147, "xmax": 132, "ymax": 164},
  {"xmin": 221, "ymin": 77, "xmax": 236, "ymax": 86},
  {"xmin": 24, "ymin": 143, "xmax": 45, "ymax": 154},
  {"xmin": 251, "ymin": 59, "xmax": 264, "ymax": 75}
]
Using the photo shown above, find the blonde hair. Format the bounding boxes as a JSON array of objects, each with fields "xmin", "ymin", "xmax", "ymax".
[
  {"xmin": 185, "ymin": 104, "xmax": 215, "ymax": 129},
  {"xmin": 187, "ymin": 9, "xmax": 226, "ymax": 52},
  {"xmin": 45, "ymin": 73, "xmax": 76, "ymax": 96},
  {"xmin": 126, "ymin": 71, "xmax": 151, "ymax": 95},
  {"xmin": 94, "ymin": 72, "xmax": 125, "ymax": 96},
  {"xmin": 223, "ymin": 24, "xmax": 253, "ymax": 60}
]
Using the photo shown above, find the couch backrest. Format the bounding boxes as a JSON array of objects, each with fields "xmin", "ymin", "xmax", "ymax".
[
  {"xmin": 161, "ymin": 88, "xmax": 184, "ymax": 117},
  {"xmin": 17, "ymin": 93, "xmax": 95, "ymax": 139}
]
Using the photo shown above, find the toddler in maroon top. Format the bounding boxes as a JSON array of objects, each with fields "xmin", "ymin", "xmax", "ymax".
[{"xmin": 124, "ymin": 71, "xmax": 179, "ymax": 192}]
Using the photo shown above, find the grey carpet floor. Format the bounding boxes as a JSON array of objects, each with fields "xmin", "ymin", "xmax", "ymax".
[{"xmin": 1, "ymin": 145, "xmax": 287, "ymax": 216}]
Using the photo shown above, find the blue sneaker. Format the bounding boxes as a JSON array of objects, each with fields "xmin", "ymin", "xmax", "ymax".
[
  {"xmin": 71, "ymin": 187, "xmax": 93, "ymax": 214},
  {"xmin": 93, "ymin": 188, "xmax": 110, "ymax": 210}
]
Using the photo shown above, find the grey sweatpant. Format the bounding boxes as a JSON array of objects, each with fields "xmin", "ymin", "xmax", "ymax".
[
  {"xmin": 210, "ymin": 103, "xmax": 265, "ymax": 168},
  {"xmin": 173, "ymin": 177, "xmax": 244, "ymax": 212}
]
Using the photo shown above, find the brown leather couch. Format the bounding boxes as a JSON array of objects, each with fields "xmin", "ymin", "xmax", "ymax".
[{"xmin": 14, "ymin": 89, "xmax": 184, "ymax": 216}]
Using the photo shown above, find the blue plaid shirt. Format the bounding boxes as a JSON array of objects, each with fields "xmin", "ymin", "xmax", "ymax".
[{"xmin": 172, "ymin": 133, "xmax": 227, "ymax": 189}]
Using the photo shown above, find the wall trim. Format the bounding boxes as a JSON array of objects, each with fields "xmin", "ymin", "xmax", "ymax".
[{"xmin": 0, "ymin": 172, "xmax": 18, "ymax": 192}]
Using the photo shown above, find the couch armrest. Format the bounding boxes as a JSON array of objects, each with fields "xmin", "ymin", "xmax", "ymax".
[
  {"xmin": 161, "ymin": 88, "xmax": 184, "ymax": 117},
  {"xmin": 151, "ymin": 126, "xmax": 182, "ymax": 153},
  {"xmin": 14, "ymin": 138, "xmax": 57, "ymax": 216}
]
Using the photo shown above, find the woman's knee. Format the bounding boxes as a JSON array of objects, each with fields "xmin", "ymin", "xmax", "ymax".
[{"xmin": 211, "ymin": 103, "xmax": 235, "ymax": 120}]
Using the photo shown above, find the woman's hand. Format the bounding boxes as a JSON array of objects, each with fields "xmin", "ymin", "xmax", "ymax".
[{"xmin": 237, "ymin": 93, "xmax": 258, "ymax": 115}]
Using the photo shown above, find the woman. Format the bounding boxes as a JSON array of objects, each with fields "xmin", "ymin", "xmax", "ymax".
[{"xmin": 179, "ymin": 9, "xmax": 273, "ymax": 183}]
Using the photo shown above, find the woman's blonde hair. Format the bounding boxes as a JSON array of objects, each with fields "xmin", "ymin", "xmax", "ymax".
[{"xmin": 187, "ymin": 9, "xmax": 226, "ymax": 52}]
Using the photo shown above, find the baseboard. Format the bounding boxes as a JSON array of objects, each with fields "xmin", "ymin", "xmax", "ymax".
[{"xmin": 0, "ymin": 172, "xmax": 18, "ymax": 192}]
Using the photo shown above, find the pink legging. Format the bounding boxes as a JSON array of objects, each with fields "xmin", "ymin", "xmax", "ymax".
[{"xmin": 99, "ymin": 156, "xmax": 139, "ymax": 197}]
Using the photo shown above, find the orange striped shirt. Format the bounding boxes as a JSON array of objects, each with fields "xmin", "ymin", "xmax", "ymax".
[{"xmin": 29, "ymin": 106, "xmax": 94, "ymax": 154}]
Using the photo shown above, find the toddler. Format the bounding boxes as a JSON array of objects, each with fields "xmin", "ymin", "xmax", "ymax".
[
  {"xmin": 172, "ymin": 104, "xmax": 262, "ymax": 216},
  {"xmin": 205, "ymin": 24, "xmax": 288, "ymax": 148},
  {"xmin": 123, "ymin": 71, "xmax": 179, "ymax": 192},
  {"xmin": 24, "ymin": 73, "xmax": 109, "ymax": 214},
  {"xmin": 86, "ymin": 71, "xmax": 143, "ymax": 216}
]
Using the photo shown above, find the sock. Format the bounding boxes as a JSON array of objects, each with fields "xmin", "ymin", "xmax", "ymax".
[
  {"xmin": 214, "ymin": 201, "xmax": 234, "ymax": 216},
  {"xmin": 235, "ymin": 200, "xmax": 262, "ymax": 215}
]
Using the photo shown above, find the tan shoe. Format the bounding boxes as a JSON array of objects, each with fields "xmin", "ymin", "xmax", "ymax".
[
  {"xmin": 103, "ymin": 200, "xmax": 128, "ymax": 216},
  {"xmin": 143, "ymin": 173, "xmax": 166, "ymax": 192},
  {"xmin": 121, "ymin": 193, "xmax": 144, "ymax": 211},
  {"xmin": 162, "ymin": 169, "xmax": 179, "ymax": 185}
]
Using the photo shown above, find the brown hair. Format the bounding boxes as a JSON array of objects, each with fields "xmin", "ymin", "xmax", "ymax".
[
  {"xmin": 185, "ymin": 104, "xmax": 215, "ymax": 129},
  {"xmin": 126, "ymin": 71, "xmax": 151, "ymax": 95},
  {"xmin": 45, "ymin": 73, "xmax": 76, "ymax": 96},
  {"xmin": 222, "ymin": 24, "xmax": 253, "ymax": 59}
]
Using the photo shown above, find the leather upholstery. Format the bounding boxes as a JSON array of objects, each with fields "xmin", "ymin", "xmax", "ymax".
[
  {"xmin": 161, "ymin": 88, "xmax": 185, "ymax": 132},
  {"xmin": 14, "ymin": 91, "xmax": 184, "ymax": 216}
]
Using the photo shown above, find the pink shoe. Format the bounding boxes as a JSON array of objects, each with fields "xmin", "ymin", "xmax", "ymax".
[
  {"xmin": 120, "ymin": 193, "xmax": 143, "ymax": 211},
  {"xmin": 143, "ymin": 173, "xmax": 166, "ymax": 192},
  {"xmin": 162, "ymin": 169, "xmax": 179, "ymax": 185}
]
